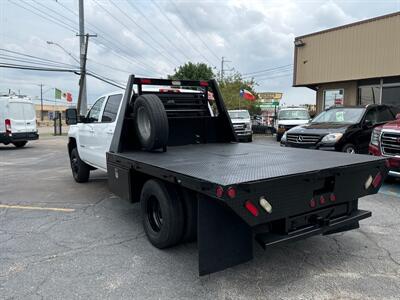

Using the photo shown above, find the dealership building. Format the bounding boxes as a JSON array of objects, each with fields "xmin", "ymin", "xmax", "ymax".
[{"xmin": 293, "ymin": 12, "xmax": 400, "ymax": 113}]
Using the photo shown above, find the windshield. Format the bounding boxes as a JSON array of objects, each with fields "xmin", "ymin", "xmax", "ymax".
[
  {"xmin": 278, "ymin": 110, "xmax": 310, "ymax": 120},
  {"xmin": 312, "ymin": 108, "xmax": 365, "ymax": 124},
  {"xmin": 228, "ymin": 111, "xmax": 250, "ymax": 119}
]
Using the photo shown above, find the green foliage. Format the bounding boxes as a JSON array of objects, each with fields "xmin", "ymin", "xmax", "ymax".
[
  {"xmin": 168, "ymin": 62, "xmax": 215, "ymax": 81},
  {"xmin": 218, "ymin": 73, "xmax": 261, "ymax": 115}
]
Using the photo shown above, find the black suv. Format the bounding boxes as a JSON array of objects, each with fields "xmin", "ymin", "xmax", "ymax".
[{"xmin": 281, "ymin": 105, "xmax": 399, "ymax": 154}]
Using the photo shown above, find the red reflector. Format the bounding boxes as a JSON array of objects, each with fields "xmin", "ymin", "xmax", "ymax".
[
  {"xmin": 140, "ymin": 79, "xmax": 151, "ymax": 84},
  {"xmin": 330, "ymin": 194, "xmax": 336, "ymax": 202},
  {"xmin": 226, "ymin": 187, "xmax": 236, "ymax": 199},
  {"xmin": 372, "ymin": 172, "xmax": 382, "ymax": 188},
  {"xmin": 244, "ymin": 201, "xmax": 259, "ymax": 216},
  {"xmin": 216, "ymin": 186, "xmax": 224, "ymax": 198},
  {"xmin": 319, "ymin": 195, "xmax": 326, "ymax": 205},
  {"xmin": 309, "ymin": 198, "xmax": 316, "ymax": 208},
  {"xmin": 199, "ymin": 81, "xmax": 208, "ymax": 87}
]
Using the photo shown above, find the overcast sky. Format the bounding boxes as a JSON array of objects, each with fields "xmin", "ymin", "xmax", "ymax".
[{"xmin": 1, "ymin": 0, "xmax": 399, "ymax": 106}]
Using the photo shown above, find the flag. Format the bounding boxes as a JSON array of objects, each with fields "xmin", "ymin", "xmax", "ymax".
[
  {"xmin": 65, "ymin": 92, "xmax": 73, "ymax": 102},
  {"xmin": 55, "ymin": 88, "xmax": 62, "ymax": 99},
  {"xmin": 240, "ymin": 89, "xmax": 256, "ymax": 101}
]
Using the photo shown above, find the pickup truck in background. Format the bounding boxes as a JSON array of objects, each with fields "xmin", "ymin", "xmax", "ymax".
[
  {"xmin": 66, "ymin": 76, "xmax": 387, "ymax": 276},
  {"xmin": 228, "ymin": 109, "xmax": 252, "ymax": 142},
  {"xmin": 369, "ymin": 113, "xmax": 400, "ymax": 178}
]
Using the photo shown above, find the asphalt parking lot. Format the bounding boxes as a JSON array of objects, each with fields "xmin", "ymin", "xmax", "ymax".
[{"xmin": 1, "ymin": 135, "xmax": 400, "ymax": 299}]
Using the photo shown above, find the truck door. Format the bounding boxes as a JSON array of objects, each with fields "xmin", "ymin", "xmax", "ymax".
[
  {"xmin": 97, "ymin": 94, "xmax": 123, "ymax": 169},
  {"xmin": 78, "ymin": 96, "xmax": 106, "ymax": 166}
]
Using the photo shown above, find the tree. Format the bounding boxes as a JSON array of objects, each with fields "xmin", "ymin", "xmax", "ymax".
[
  {"xmin": 218, "ymin": 73, "xmax": 261, "ymax": 115},
  {"xmin": 168, "ymin": 62, "xmax": 215, "ymax": 81}
]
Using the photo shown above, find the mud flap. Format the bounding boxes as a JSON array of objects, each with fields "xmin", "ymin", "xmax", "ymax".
[{"xmin": 197, "ymin": 195, "xmax": 253, "ymax": 276}]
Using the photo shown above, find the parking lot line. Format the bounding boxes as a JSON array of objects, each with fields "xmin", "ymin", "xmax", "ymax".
[{"xmin": 0, "ymin": 204, "xmax": 75, "ymax": 212}]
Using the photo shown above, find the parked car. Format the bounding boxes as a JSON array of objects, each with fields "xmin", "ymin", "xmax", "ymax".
[
  {"xmin": 276, "ymin": 107, "xmax": 310, "ymax": 141},
  {"xmin": 228, "ymin": 109, "xmax": 252, "ymax": 142},
  {"xmin": 281, "ymin": 105, "xmax": 398, "ymax": 154},
  {"xmin": 0, "ymin": 94, "xmax": 38, "ymax": 147},
  {"xmin": 369, "ymin": 113, "xmax": 400, "ymax": 178}
]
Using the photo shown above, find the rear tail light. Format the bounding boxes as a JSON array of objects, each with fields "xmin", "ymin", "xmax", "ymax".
[
  {"xmin": 330, "ymin": 193, "xmax": 336, "ymax": 202},
  {"xmin": 140, "ymin": 79, "xmax": 151, "ymax": 84},
  {"xmin": 226, "ymin": 187, "xmax": 236, "ymax": 199},
  {"xmin": 215, "ymin": 186, "xmax": 224, "ymax": 198},
  {"xmin": 372, "ymin": 172, "xmax": 382, "ymax": 188},
  {"xmin": 244, "ymin": 200, "xmax": 259, "ymax": 216},
  {"xmin": 5, "ymin": 119, "xmax": 11, "ymax": 134},
  {"xmin": 200, "ymin": 81, "xmax": 208, "ymax": 87},
  {"xmin": 319, "ymin": 195, "xmax": 326, "ymax": 205},
  {"xmin": 309, "ymin": 198, "xmax": 316, "ymax": 208}
]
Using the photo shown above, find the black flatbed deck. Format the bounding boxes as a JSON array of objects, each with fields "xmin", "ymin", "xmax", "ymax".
[{"xmin": 111, "ymin": 143, "xmax": 384, "ymax": 186}]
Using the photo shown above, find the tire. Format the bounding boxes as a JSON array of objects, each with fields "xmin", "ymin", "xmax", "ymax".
[
  {"xmin": 247, "ymin": 135, "xmax": 253, "ymax": 143},
  {"xmin": 134, "ymin": 94, "xmax": 168, "ymax": 151},
  {"xmin": 342, "ymin": 143, "xmax": 357, "ymax": 154},
  {"xmin": 141, "ymin": 179, "xmax": 184, "ymax": 248},
  {"xmin": 181, "ymin": 189, "xmax": 198, "ymax": 243},
  {"xmin": 276, "ymin": 134, "xmax": 282, "ymax": 142},
  {"xmin": 70, "ymin": 148, "xmax": 90, "ymax": 183},
  {"xmin": 13, "ymin": 141, "xmax": 27, "ymax": 148}
]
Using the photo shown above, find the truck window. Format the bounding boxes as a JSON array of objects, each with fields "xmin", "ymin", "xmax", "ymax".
[
  {"xmin": 376, "ymin": 106, "xmax": 394, "ymax": 123},
  {"xmin": 87, "ymin": 97, "xmax": 106, "ymax": 122},
  {"xmin": 102, "ymin": 94, "xmax": 123, "ymax": 122}
]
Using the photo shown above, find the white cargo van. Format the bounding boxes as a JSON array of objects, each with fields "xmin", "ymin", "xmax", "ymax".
[{"xmin": 0, "ymin": 95, "xmax": 38, "ymax": 147}]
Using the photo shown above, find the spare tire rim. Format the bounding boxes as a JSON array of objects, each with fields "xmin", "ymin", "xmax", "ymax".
[
  {"xmin": 147, "ymin": 196, "xmax": 163, "ymax": 232},
  {"xmin": 137, "ymin": 107, "xmax": 151, "ymax": 141}
]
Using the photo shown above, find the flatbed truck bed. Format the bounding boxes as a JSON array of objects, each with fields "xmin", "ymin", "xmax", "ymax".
[{"xmin": 99, "ymin": 75, "xmax": 388, "ymax": 275}]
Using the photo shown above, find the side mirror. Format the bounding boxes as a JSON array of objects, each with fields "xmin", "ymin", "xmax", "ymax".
[
  {"xmin": 363, "ymin": 120, "xmax": 373, "ymax": 128},
  {"xmin": 396, "ymin": 113, "xmax": 400, "ymax": 120},
  {"xmin": 66, "ymin": 108, "xmax": 78, "ymax": 125}
]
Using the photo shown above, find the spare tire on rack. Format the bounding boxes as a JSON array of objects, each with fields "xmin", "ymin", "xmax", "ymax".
[{"xmin": 133, "ymin": 94, "xmax": 169, "ymax": 151}]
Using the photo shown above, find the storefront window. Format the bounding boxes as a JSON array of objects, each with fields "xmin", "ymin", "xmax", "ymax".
[
  {"xmin": 382, "ymin": 86, "xmax": 400, "ymax": 107},
  {"xmin": 358, "ymin": 85, "xmax": 380, "ymax": 106},
  {"xmin": 324, "ymin": 89, "xmax": 344, "ymax": 109}
]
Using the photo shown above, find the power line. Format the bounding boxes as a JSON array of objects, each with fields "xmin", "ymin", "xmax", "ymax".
[
  {"xmin": 169, "ymin": 0, "xmax": 220, "ymax": 62},
  {"xmin": 126, "ymin": 0, "xmax": 192, "ymax": 62},
  {"xmin": 255, "ymin": 72, "xmax": 293, "ymax": 82},
  {"xmin": 150, "ymin": 0, "xmax": 217, "ymax": 68},
  {"xmin": 55, "ymin": 0, "xmax": 162, "ymax": 75},
  {"xmin": 107, "ymin": 0, "xmax": 183, "ymax": 65},
  {"xmin": 242, "ymin": 64, "xmax": 293, "ymax": 77},
  {"xmin": 93, "ymin": 0, "xmax": 177, "ymax": 68},
  {"xmin": 0, "ymin": 54, "xmax": 79, "ymax": 69}
]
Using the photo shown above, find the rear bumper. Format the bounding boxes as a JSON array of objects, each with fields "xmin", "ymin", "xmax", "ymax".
[{"xmin": 0, "ymin": 132, "xmax": 39, "ymax": 144}]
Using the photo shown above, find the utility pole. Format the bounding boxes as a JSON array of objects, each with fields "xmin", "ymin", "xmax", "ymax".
[
  {"xmin": 220, "ymin": 56, "xmax": 233, "ymax": 81},
  {"xmin": 39, "ymin": 84, "xmax": 43, "ymax": 121},
  {"xmin": 78, "ymin": 0, "xmax": 87, "ymax": 115},
  {"xmin": 77, "ymin": 0, "xmax": 96, "ymax": 115}
]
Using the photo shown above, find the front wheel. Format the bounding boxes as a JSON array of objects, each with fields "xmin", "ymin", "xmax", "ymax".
[
  {"xmin": 276, "ymin": 134, "xmax": 282, "ymax": 142},
  {"xmin": 342, "ymin": 143, "xmax": 357, "ymax": 154},
  {"xmin": 13, "ymin": 141, "xmax": 27, "ymax": 148},
  {"xmin": 70, "ymin": 148, "xmax": 90, "ymax": 182},
  {"xmin": 141, "ymin": 179, "xmax": 184, "ymax": 248}
]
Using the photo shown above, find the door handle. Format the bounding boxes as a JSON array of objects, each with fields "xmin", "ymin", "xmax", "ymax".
[{"xmin": 106, "ymin": 131, "xmax": 113, "ymax": 135}]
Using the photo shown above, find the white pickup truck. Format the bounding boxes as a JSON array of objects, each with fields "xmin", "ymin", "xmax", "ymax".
[{"xmin": 67, "ymin": 88, "xmax": 210, "ymax": 181}]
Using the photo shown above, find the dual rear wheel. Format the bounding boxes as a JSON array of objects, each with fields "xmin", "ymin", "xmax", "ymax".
[{"xmin": 140, "ymin": 179, "xmax": 197, "ymax": 248}]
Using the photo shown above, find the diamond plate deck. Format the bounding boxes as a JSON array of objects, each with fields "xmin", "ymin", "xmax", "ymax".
[{"xmin": 114, "ymin": 143, "xmax": 384, "ymax": 186}]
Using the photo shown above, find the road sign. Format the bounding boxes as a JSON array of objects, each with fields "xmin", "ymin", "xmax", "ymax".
[{"xmin": 259, "ymin": 103, "xmax": 278, "ymax": 109}]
